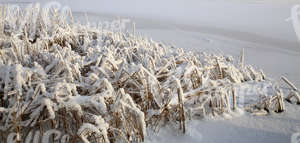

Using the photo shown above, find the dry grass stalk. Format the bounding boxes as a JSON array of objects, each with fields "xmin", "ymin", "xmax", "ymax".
[
  {"xmin": 281, "ymin": 76, "xmax": 298, "ymax": 91},
  {"xmin": 281, "ymin": 76, "xmax": 300, "ymax": 104}
]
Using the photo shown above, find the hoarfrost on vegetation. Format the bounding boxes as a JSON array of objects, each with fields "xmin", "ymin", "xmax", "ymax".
[{"xmin": 0, "ymin": 4, "xmax": 299, "ymax": 143}]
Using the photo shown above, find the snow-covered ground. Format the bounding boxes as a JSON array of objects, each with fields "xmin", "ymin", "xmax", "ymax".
[
  {"xmin": 3, "ymin": 0, "xmax": 300, "ymax": 142},
  {"xmin": 145, "ymin": 103, "xmax": 300, "ymax": 143}
]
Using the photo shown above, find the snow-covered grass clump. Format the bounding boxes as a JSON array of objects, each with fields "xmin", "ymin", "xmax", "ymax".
[{"xmin": 0, "ymin": 4, "xmax": 299, "ymax": 143}]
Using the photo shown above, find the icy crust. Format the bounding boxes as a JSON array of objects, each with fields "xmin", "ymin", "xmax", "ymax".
[{"xmin": 0, "ymin": 4, "xmax": 298, "ymax": 143}]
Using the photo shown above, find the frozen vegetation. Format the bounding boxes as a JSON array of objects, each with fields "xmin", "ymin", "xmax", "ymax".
[{"xmin": 0, "ymin": 3, "xmax": 299, "ymax": 143}]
